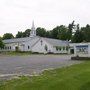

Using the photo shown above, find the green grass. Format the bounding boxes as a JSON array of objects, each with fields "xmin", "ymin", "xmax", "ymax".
[
  {"xmin": 0, "ymin": 51, "xmax": 32, "ymax": 56},
  {"xmin": 0, "ymin": 61, "xmax": 90, "ymax": 90}
]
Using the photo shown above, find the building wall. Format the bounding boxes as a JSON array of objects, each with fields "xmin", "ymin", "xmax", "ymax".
[
  {"xmin": 70, "ymin": 43, "xmax": 90, "ymax": 56},
  {"xmin": 1, "ymin": 37, "xmax": 40, "ymax": 52},
  {"xmin": 24, "ymin": 37, "xmax": 40, "ymax": 51},
  {"xmin": 31, "ymin": 38, "xmax": 53, "ymax": 53},
  {"xmin": 88, "ymin": 44, "xmax": 90, "ymax": 55},
  {"xmin": 0, "ymin": 37, "xmax": 69, "ymax": 54},
  {"xmin": 53, "ymin": 46, "xmax": 69, "ymax": 54},
  {"xmin": 0, "ymin": 42, "xmax": 26, "ymax": 51},
  {"xmin": 32, "ymin": 38, "xmax": 69, "ymax": 54}
]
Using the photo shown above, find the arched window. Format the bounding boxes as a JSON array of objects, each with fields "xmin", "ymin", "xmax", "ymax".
[{"xmin": 40, "ymin": 40, "xmax": 43, "ymax": 46}]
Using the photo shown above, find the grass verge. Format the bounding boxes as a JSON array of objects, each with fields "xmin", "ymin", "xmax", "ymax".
[
  {"xmin": 0, "ymin": 61, "xmax": 90, "ymax": 90},
  {"xmin": 0, "ymin": 51, "xmax": 32, "ymax": 56}
]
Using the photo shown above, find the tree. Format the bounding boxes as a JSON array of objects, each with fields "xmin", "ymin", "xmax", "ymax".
[
  {"xmin": 57, "ymin": 25, "xmax": 68, "ymax": 40},
  {"xmin": 51, "ymin": 26, "xmax": 59, "ymax": 39},
  {"xmin": 67, "ymin": 21, "xmax": 75, "ymax": 41},
  {"xmin": 72, "ymin": 24, "xmax": 84, "ymax": 43},
  {"xmin": 45, "ymin": 31, "xmax": 52, "ymax": 38},
  {"xmin": 51, "ymin": 25, "xmax": 68, "ymax": 40},
  {"xmin": 36, "ymin": 27, "xmax": 46, "ymax": 37},
  {"xmin": 16, "ymin": 31, "xmax": 23, "ymax": 38},
  {"xmin": 3, "ymin": 33, "xmax": 14, "ymax": 40},
  {"xmin": 81, "ymin": 24, "xmax": 90, "ymax": 42},
  {"xmin": 0, "ymin": 37, "xmax": 4, "ymax": 48},
  {"xmin": 23, "ymin": 29, "xmax": 31, "ymax": 37},
  {"xmin": 16, "ymin": 29, "xmax": 31, "ymax": 38}
]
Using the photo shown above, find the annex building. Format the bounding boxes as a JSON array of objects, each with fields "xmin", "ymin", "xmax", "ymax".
[{"xmin": 70, "ymin": 43, "xmax": 90, "ymax": 56}]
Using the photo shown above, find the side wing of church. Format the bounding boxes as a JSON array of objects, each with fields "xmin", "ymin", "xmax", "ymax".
[{"xmin": 0, "ymin": 22, "xmax": 69, "ymax": 54}]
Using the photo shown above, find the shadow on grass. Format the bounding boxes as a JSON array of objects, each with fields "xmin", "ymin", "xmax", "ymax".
[{"xmin": 80, "ymin": 82, "xmax": 90, "ymax": 90}]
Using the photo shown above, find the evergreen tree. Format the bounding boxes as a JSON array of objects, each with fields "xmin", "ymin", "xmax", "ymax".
[
  {"xmin": 72, "ymin": 24, "xmax": 84, "ymax": 43},
  {"xmin": 81, "ymin": 24, "xmax": 90, "ymax": 42},
  {"xmin": 67, "ymin": 21, "xmax": 75, "ymax": 41}
]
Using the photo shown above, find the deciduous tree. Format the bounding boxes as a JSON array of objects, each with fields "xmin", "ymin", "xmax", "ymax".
[
  {"xmin": 36, "ymin": 27, "xmax": 46, "ymax": 37},
  {"xmin": 0, "ymin": 37, "xmax": 4, "ymax": 48},
  {"xmin": 3, "ymin": 33, "xmax": 14, "ymax": 40}
]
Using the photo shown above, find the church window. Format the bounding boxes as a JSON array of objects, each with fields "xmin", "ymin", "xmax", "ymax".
[
  {"xmin": 63, "ymin": 47, "xmax": 65, "ymax": 50},
  {"xmin": 59, "ymin": 47, "xmax": 62, "ymax": 51},
  {"xmin": 40, "ymin": 40, "xmax": 43, "ymax": 45},
  {"xmin": 45, "ymin": 45, "xmax": 48, "ymax": 51},
  {"xmin": 8, "ymin": 47, "xmax": 9, "ymax": 49},
  {"xmin": 10, "ymin": 46, "xmax": 11, "ymax": 49},
  {"xmin": 28, "ymin": 46, "xmax": 30, "ymax": 49},
  {"xmin": 56, "ymin": 46, "xmax": 58, "ymax": 51},
  {"xmin": 5, "ymin": 47, "xmax": 7, "ymax": 50},
  {"xmin": 66, "ymin": 46, "xmax": 69, "ymax": 51}
]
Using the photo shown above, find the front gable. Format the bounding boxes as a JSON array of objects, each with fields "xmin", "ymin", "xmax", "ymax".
[{"xmin": 31, "ymin": 38, "xmax": 53, "ymax": 53}]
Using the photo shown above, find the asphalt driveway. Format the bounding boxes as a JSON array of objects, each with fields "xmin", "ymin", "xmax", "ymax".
[{"xmin": 0, "ymin": 55, "xmax": 81, "ymax": 79}]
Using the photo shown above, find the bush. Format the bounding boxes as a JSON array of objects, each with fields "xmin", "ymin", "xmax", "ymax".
[{"xmin": 71, "ymin": 56, "xmax": 90, "ymax": 60}]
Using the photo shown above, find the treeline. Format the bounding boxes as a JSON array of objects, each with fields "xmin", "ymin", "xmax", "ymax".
[{"xmin": 1, "ymin": 21, "xmax": 90, "ymax": 43}]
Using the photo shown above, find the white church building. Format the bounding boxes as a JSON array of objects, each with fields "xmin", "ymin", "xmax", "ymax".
[{"xmin": 1, "ymin": 22, "xmax": 69, "ymax": 54}]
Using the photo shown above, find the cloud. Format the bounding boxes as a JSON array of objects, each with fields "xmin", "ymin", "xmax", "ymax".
[{"xmin": 0, "ymin": 0, "xmax": 90, "ymax": 36}]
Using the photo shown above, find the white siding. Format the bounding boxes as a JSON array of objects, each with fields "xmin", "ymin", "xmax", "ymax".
[
  {"xmin": 53, "ymin": 47, "xmax": 69, "ymax": 54},
  {"xmin": 32, "ymin": 38, "xmax": 53, "ymax": 53},
  {"xmin": 70, "ymin": 43, "xmax": 90, "ymax": 57},
  {"xmin": 32, "ymin": 38, "xmax": 69, "ymax": 54},
  {"xmin": 1, "ymin": 37, "xmax": 69, "ymax": 54}
]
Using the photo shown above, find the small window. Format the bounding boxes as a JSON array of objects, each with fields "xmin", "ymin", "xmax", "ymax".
[
  {"xmin": 8, "ymin": 47, "xmax": 9, "ymax": 49},
  {"xmin": 56, "ymin": 46, "xmax": 58, "ymax": 51},
  {"xmin": 66, "ymin": 46, "xmax": 69, "ymax": 51},
  {"xmin": 63, "ymin": 47, "xmax": 65, "ymax": 50},
  {"xmin": 44, "ymin": 45, "xmax": 48, "ymax": 51},
  {"xmin": 28, "ymin": 46, "xmax": 30, "ymax": 49},
  {"xmin": 10, "ymin": 46, "xmax": 11, "ymax": 49},
  {"xmin": 40, "ymin": 40, "xmax": 43, "ymax": 46},
  {"xmin": 59, "ymin": 47, "xmax": 62, "ymax": 51},
  {"xmin": 5, "ymin": 47, "xmax": 7, "ymax": 50}
]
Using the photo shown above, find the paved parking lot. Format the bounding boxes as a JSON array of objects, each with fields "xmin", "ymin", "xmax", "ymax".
[{"xmin": 0, "ymin": 55, "xmax": 81, "ymax": 79}]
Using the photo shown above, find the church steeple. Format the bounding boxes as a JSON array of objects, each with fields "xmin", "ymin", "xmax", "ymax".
[{"xmin": 30, "ymin": 21, "xmax": 36, "ymax": 37}]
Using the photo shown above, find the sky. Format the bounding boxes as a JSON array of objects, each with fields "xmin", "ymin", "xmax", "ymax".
[{"xmin": 0, "ymin": 0, "xmax": 90, "ymax": 36}]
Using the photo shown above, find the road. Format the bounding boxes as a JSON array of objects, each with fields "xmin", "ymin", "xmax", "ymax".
[{"xmin": 0, "ymin": 55, "xmax": 81, "ymax": 80}]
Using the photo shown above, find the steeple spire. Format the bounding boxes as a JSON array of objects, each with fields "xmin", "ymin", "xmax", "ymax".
[
  {"xmin": 30, "ymin": 21, "xmax": 36, "ymax": 37},
  {"xmin": 32, "ymin": 21, "xmax": 35, "ymax": 30}
]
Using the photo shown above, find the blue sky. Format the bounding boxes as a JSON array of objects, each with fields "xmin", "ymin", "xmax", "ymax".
[{"xmin": 0, "ymin": 0, "xmax": 90, "ymax": 36}]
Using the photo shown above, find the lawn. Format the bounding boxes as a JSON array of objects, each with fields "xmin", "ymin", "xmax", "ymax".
[
  {"xmin": 0, "ymin": 51, "xmax": 32, "ymax": 56},
  {"xmin": 0, "ymin": 61, "xmax": 90, "ymax": 90}
]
